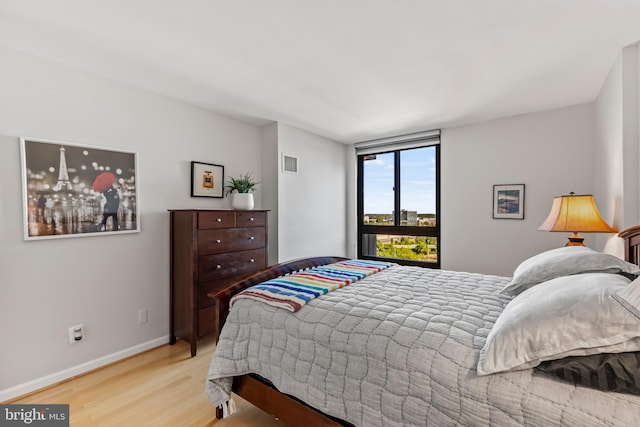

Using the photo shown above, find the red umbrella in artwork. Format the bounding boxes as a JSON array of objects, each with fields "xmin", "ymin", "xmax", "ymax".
[{"xmin": 92, "ymin": 172, "xmax": 116, "ymax": 193}]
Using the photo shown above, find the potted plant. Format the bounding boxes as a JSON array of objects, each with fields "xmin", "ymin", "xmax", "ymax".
[{"xmin": 225, "ymin": 172, "xmax": 259, "ymax": 210}]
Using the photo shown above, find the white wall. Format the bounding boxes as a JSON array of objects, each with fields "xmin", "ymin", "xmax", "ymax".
[
  {"xmin": 621, "ymin": 46, "xmax": 639, "ymax": 228},
  {"xmin": 594, "ymin": 43, "xmax": 640, "ymax": 255},
  {"xmin": 276, "ymin": 124, "xmax": 348, "ymax": 261},
  {"xmin": 441, "ymin": 104, "xmax": 597, "ymax": 276},
  {"xmin": 260, "ymin": 123, "xmax": 279, "ymax": 265},
  {"xmin": 345, "ymin": 149, "xmax": 358, "ymax": 258},
  {"xmin": 0, "ymin": 47, "xmax": 263, "ymax": 399}
]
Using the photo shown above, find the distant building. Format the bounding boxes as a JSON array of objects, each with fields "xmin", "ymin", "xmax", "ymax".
[
  {"xmin": 399, "ymin": 210, "xmax": 417, "ymax": 225},
  {"xmin": 418, "ymin": 216, "xmax": 437, "ymax": 226},
  {"xmin": 364, "ymin": 211, "xmax": 436, "ymax": 227}
]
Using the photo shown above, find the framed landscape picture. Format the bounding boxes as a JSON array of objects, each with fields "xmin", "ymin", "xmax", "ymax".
[
  {"xmin": 493, "ymin": 184, "xmax": 525, "ymax": 220},
  {"xmin": 20, "ymin": 137, "xmax": 139, "ymax": 240},
  {"xmin": 191, "ymin": 161, "xmax": 224, "ymax": 198}
]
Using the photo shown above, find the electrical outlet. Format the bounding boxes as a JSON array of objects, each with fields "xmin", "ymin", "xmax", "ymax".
[
  {"xmin": 138, "ymin": 308, "xmax": 148, "ymax": 324},
  {"xmin": 68, "ymin": 324, "xmax": 84, "ymax": 344}
]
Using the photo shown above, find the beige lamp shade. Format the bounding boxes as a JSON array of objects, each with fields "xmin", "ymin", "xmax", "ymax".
[{"xmin": 538, "ymin": 193, "xmax": 616, "ymax": 246}]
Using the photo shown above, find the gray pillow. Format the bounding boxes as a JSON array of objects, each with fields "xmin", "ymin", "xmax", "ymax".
[
  {"xmin": 536, "ymin": 352, "xmax": 640, "ymax": 395},
  {"xmin": 478, "ymin": 273, "xmax": 640, "ymax": 376},
  {"xmin": 501, "ymin": 246, "xmax": 640, "ymax": 296},
  {"xmin": 611, "ymin": 276, "xmax": 640, "ymax": 320}
]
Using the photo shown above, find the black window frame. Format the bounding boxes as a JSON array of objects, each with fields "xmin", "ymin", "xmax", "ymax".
[{"xmin": 356, "ymin": 144, "xmax": 441, "ymax": 268}]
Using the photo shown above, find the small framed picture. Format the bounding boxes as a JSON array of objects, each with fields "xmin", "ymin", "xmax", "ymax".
[
  {"xmin": 191, "ymin": 161, "xmax": 224, "ymax": 198},
  {"xmin": 493, "ymin": 184, "xmax": 525, "ymax": 219}
]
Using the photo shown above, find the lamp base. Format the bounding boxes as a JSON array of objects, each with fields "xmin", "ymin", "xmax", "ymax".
[{"xmin": 565, "ymin": 232, "xmax": 585, "ymax": 247}]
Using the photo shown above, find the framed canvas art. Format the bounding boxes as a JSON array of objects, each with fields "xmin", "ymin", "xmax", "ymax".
[
  {"xmin": 493, "ymin": 184, "xmax": 525, "ymax": 220},
  {"xmin": 20, "ymin": 137, "xmax": 139, "ymax": 240}
]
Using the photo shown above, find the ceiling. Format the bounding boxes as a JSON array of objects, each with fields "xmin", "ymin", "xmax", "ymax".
[{"xmin": 2, "ymin": 1, "xmax": 640, "ymax": 144}]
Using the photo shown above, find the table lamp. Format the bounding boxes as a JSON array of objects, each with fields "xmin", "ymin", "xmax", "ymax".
[{"xmin": 538, "ymin": 192, "xmax": 617, "ymax": 246}]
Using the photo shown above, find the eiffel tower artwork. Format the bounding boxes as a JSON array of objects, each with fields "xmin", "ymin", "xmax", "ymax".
[
  {"xmin": 21, "ymin": 137, "xmax": 138, "ymax": 239},
  {"xmin": 53, "ymin": 145, "xmax": 73, "ymax": 192}
]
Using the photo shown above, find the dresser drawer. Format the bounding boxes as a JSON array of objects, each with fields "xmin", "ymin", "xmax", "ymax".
[
  {"xmin": 198, "ymin": 227, "xmax": 266, "ymax": 255},
  {"xmin": 236, "ymin": 211, "xmax": 267, "ymax": 227},
  {"xmin": 198, "ymin": 211, "xmax": 235, "ymax": 229},
  {"xmin": 198, "ymin": 248, "xmax": 266, "ymax": 283}
]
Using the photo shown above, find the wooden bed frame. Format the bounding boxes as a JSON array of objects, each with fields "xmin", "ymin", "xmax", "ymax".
[
  {"xmin": 210, "ymin": 256, "xmax": 350, "ymax": 426},
  {"xmin": 619, "ymin": 224, "xmax": 640, "ymax": 266},
  {"xmin": 211, "ymin": 228, "xmax": 640, "ymax": 426}
]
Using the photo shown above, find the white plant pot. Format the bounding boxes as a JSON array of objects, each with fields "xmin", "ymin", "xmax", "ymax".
[{"xmin": 232, "ymin": 193, "xmax": 254, "ymax": 210}]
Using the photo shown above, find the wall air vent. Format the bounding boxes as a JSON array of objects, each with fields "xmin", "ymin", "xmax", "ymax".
[{"xmin": 282, "ymin": 154, "xmax": 299, "ymax": 174}]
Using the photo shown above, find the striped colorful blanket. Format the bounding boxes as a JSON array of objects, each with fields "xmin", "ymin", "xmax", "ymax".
[{"xmin": 230, "ymin": 259, "xmax": 393, "ymax": 312}]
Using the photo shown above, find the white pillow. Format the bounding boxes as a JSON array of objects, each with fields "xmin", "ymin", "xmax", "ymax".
[
  {"xmin": 501, "ymin": 246, "xmax": 640, "ymax": 296},
  {"xmin": 612, "ymin": 276, "xmax": 640, "ymax": 320},
  {"xmin": 478, "ymin": 273, "xmax": 640, "ymax": 376}
]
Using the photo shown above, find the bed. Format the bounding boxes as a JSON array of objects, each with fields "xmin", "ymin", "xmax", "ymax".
[{"xmin": 205, "ymin": 230, "xmax": 640, "ymax": 426}]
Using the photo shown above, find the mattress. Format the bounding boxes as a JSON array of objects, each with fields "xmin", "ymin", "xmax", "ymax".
[{"xmin": 206, "ymin": 265, "xmax": 640, "ymax": 426}]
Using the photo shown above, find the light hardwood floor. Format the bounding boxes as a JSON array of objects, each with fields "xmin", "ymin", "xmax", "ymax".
[{"xmin": 8, "ymin": 337, "xmax": 283, "ymax": 427}]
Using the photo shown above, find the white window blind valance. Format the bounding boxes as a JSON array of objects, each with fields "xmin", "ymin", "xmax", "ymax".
[{"xmin": 354, "ymin": 129, "xmax": 440, "ymax": 155}]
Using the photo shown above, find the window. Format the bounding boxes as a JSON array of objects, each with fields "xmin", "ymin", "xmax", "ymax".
[{"xmin": 357, "ymin": 139, "xmax": 440, "ymax": 268}]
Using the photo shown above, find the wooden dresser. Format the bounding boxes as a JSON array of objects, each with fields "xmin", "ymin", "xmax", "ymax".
[{"xmin": 169, "ymin": 209, "xmax": 268, "ymax": 356}]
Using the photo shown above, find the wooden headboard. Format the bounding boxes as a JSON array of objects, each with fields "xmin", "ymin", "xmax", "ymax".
[{"xmin": 619, "ymin": 225, "xmax": 640, "ymax": 266}]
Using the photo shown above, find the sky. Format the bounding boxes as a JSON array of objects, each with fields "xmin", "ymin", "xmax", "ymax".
[
  {"xmin": 22, "ymin": 138, "xmax": 137, "ymax": 200},
  {"xmin": 23, "ymin": 139, "xmax": 136, "ymax": 182},
  {"xmin": 363, "ymin": 146, "xmax": 436, "ymax": 215}
]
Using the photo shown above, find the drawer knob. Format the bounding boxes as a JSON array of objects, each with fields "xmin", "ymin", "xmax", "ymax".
[
  {"xmin": 249, "ymin": 258, "xmax": 255, "ymax": 263},
  {"xmin": 216, "ymin": 239, "xmax": 221, "ymax": 244},
  {"xmin": 216, "ymin": 265, "xmax": 222, "ymax": 269},
  {"xmin": 249, "ymin": 217, "xmax": 255, "ymax": 221},
  {"xmin": 249, "ymin": 236, "xmax": 255, "ymax": 240},
  {"xmin": 216, "ymin": 218, "xmax": 222, "ymax": 222}
]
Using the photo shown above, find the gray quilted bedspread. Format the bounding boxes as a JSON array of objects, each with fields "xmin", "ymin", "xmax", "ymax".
[{"xmin": 206, "ymin": 265, "xmax": 640, "ymax": 426}]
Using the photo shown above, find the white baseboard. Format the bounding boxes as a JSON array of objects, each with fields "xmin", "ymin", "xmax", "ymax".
[{"xmin": 0, "ymin": 335, "xmax": 169, "ymax": 402}]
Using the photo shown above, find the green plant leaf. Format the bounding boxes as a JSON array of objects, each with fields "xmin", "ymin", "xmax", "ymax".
[{"xmin": 224, "ymin": 172, "xmax": 260, "ymax": 196}]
